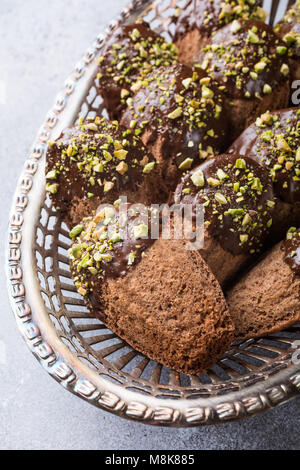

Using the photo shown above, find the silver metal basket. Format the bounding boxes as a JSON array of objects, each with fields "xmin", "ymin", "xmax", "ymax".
[{"xmin": 6, "ymin": 0, "xmax": 300, "ymax": 427}]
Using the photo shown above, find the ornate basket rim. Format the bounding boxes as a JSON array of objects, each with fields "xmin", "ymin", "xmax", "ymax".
[{"xmin": 6, "ymin": 0, "xmax": 300, "ymax": 427}]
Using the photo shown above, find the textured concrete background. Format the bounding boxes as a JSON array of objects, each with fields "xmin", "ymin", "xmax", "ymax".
[{"xmin": 0, "ymin": 0, "xmax": 299, "ymax": 450}]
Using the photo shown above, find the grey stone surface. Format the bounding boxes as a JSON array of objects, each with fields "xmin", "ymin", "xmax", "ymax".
[{"xmin": 0, "ymin": 0, "xmax": 299, "ymax": 450}]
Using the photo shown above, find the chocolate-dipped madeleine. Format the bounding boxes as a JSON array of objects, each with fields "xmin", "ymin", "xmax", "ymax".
[
  {"xmin": 227, "ymin": 227, "xmax": 300, "ymax": 340},
  {"xmin": 69, "ymin": 203, "xmax": 234, "ymax": 374},
  {"xmin": 46, "ymin": 117, "xmax": 166, "ymax": 226},
  {"xmin": 174, "ymin": 154, "xmax": 276, "ymax": 285},
  {"xmin": 195, "ymin": 19, "xmax": 291, "ymax": 139},
  {"xmin": 97, "ymin": 21, "xmax": 178, "ymax": 119},
  {"xmin": 229, "ymin": 108, "xmax": 300, "ymax": 236},
  {"xmin": 121, "ymin": 63, "xmax": 229, "ymax": 191},
  {"xmin": 174, "ymin": 0, "xmax": 266, "ymax": 66},
  {"xmin": 275, "ymin": 0, "xmax": 300, "ymax": 81}
]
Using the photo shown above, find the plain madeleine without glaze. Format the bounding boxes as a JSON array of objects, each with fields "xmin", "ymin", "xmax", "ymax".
[{"xmin": 227, "ymin": 229, "xmax": 300, "ymax": 340}]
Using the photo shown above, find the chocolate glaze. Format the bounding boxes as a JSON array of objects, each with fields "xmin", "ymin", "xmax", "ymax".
[
  {"xmin": 97, "ymin": 21, "xmax": 178, "ymax": 119},
  {"xmin": 46, "ymin": 117, "xmax": 157, "ymax": 213},
  {"xmin": 229, "ymin": 108, "xmax": 300, "ymax": 204},
  {"xmin": 121, "ymin": 63, "xmax": 229, "ymax": 170},
  {"xmin": 69, "ymin": 203, "xmax": 157, "ymax": 287},
  {"xmin": 275, "ymin": 0, "xmax": 300, "ymax": 60},
  {"xmin": 174, "ymin": 154, "xmax": 275, "ymax": 255},
  {"xmin": 195, "ymin": 19, "xmax": 290, "ymax": 100},
  {"xmin": 282, "ymin": 228, "xmax": 300, "ymax": 276},
  {"xmin": 174, "ymin": 0, "xmax": 264, "ymax": 41}
]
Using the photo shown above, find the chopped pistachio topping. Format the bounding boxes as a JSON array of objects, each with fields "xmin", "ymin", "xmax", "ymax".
[
  {"xmin": 199, "ymin": 20, "xmax": 290, "ymax": 100},
  {"xmin": 46, "ymin": 183, "xmax": 59, "ymax": 194},
  {"xmin": 182, "ymin": 77, "xmax": 192, "ymax": 89},
  {"xmin": 251, "ymin": 110, "xmax": 300, "ymax": 197},
  {"xmin": 184, "ymin": 0, "xmax": 267, "ymax": 36},
  {"xmin": 128, "ymin": 251, "xmax": 136, "ymax": 265},
  {"xmin": 280, "ymin": 63, "xmax": 289, "ymax": 75},
  {"xmin": 46, "ymin": 116, "xmax": 156, "ymax": 201},
  {"xmin": 178, "ymin": 155, "xmax": 275, "ymax": 253},
  {"xmin": 277, "ymin": 1, "xmax": 300, "ymax": 59},
  {"xmin": 191, "ymin": 169, "xmax": 205, "ymax": 187},
  {"xmin": 97, "ymin": 22, "xmax": 178, "ymax": 110},
  {"xmin": 116, "ymin": 161, "xmax": 128, "ymax": 175},
  {"xmin": 104, "ymin": 181, "xmax": 114, "ymax": 192},
  {"xmin": 122, "ymin": 64, "xmax": 225, "ymax": 173},
  {"xmin": 167, "ymin": 107, "xmax": 183, "ymax": 120},
  {"xmin": 231, "ymin": 20, "xmax": 242, "ymax": 34},
  {"xmin": 143, "ymin": 161, "xmax": 155, "ymax": 173},
  {"xmin": 69, "ymin": 205, "xmax": 154, "ymax": 290},
  {"xmin": 133, "ymin": 224, "xmax": 148, "ymax": 239},
  {"xmin": 286, "ymin": 226, "xmax": 297, "ymax": 240},
  {"xmin": 276, "ymin": 46, "xmax": 287, "ymax": 55},
  {"xmin": 46, "ymin": 170, "xmax": 58, "ymax": 180},
  {"xmin": 178, "ymin": 158, "xmax": 193, "ymax": 170},
  {"xmin": 215, "ymin": 192, "xmax": 227, "ymax": 204},
  {"xmin": 69, "ymin": 225, "xmax": 84, "ymax": 239}
]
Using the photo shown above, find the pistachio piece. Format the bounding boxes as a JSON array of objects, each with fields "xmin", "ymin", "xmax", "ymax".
[
  {"xmin": 133, "ymin": 224, "xmax": 148, "ymax": 239},
  {"xmin": 240, "ymin": 234, "xmax": 249, "ymax": 244},
  {"xmin": 167, "ymin": 107, "xmax": 183, "ymax": 120},
  {"xmin": 263, "ymin": 84, "xmax": 272, "ymax": 95},
  {"xmin": 46, "ymin": 170, "xmax": 58, "ymax": 180},
  {"xmin": 116, "ymin": 161, "xmax": 128, "ymax": 175},
  {"xmin": 276, "ymin": 46, "xmax": 287, "ymax": 55},
  {"xmin": 231, "ymin": 20, "xmax": 242, "ymax": 34},
  {"xmin": 78, "ymin": 287, "xmax": 87, "ymax": 296},
  {"xmin": 103, "ymin": 181, "xmax": 114, "ymax": 192},
  {"xmin": 128, "ymin": 251, "xmax": 136, "ymax": 265},
  {"xmin": 235, "ymin": 158, "xmax": 246, "ymax": 169},
  {"xmin": 143, "ymin": 161, "xmax": 155, "ymax": 173},
  {"xmin": 69, "ymin": 225, "xmax": 84, "ymax": 239},
  {"xmin": 178, "ymin": 158, "xmax": 193, "ymax": 170},
  {"xmin": 114, "ymin": 149, "xmax": 128, "ymax": 160},
  {"xmin": 215, "ymin": 193, "xmax": 227, "ymax": 205},
  {"xmin": 247, "ymin": 30, "xmax": 260, "ymax": 44},
  {"xmin": 280, "ymin": 63, "xmax": 289, "ymax": 76},
  {"xmin": 191, "ymin": 169, "xmax": 205, "ymax": 187},
  {"xmin": 46, "ymin": 183, "xmax": 59, "ymax": 194},
  {"xmin": 86, "ymin": 123, "xmax": 98, "ymax": 132},
  {"xmin": 182, "ymin": 77, "xmax": 192, "ymax": 89}
]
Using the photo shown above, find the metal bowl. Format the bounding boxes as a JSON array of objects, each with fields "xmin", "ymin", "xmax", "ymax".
[{"xmin": 6, "ymin": 0, "xmax": 300, "ymax": 426}]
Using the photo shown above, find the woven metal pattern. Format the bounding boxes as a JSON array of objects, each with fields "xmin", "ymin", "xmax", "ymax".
[{"xmin": 6, "ymin": 0, "xmax": 300, "ymax": 426}]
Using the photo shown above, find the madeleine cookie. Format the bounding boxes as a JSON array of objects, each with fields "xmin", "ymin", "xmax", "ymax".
[
  {"xmin": 195, "ymin": 19, "xmax": 291, "ymax": 138},
  {"xmin": 121, "ymin": 63, "xmax": 229, "ymax": 191},
  {"xmin": 229, "ymin": 108, "xmax": 300, "ymax": 238},
  {"xmin": 227, "ymin": 228, "xmax": 300, "ymax": 339},
  {"xmin": 69, "ymin": 204, "xmax": 234, "ymax": 374},
  {"xmin": 174, "ymin": 154, "xmax": 276, "ymax": 285},
  {"xmin": 46, "ymin": 117, "xmax": 165, "ymax": 226},
  {"xmin": 275, "ymin": 1, "xmax": 300, "ymax": 81},
  {"xmin": 174, "ymin": 0, "xmax": 266, "ymax": 65},
  {"xmin": 97, "ymin": 21, "xmax": 178, "ymax": 119}
]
